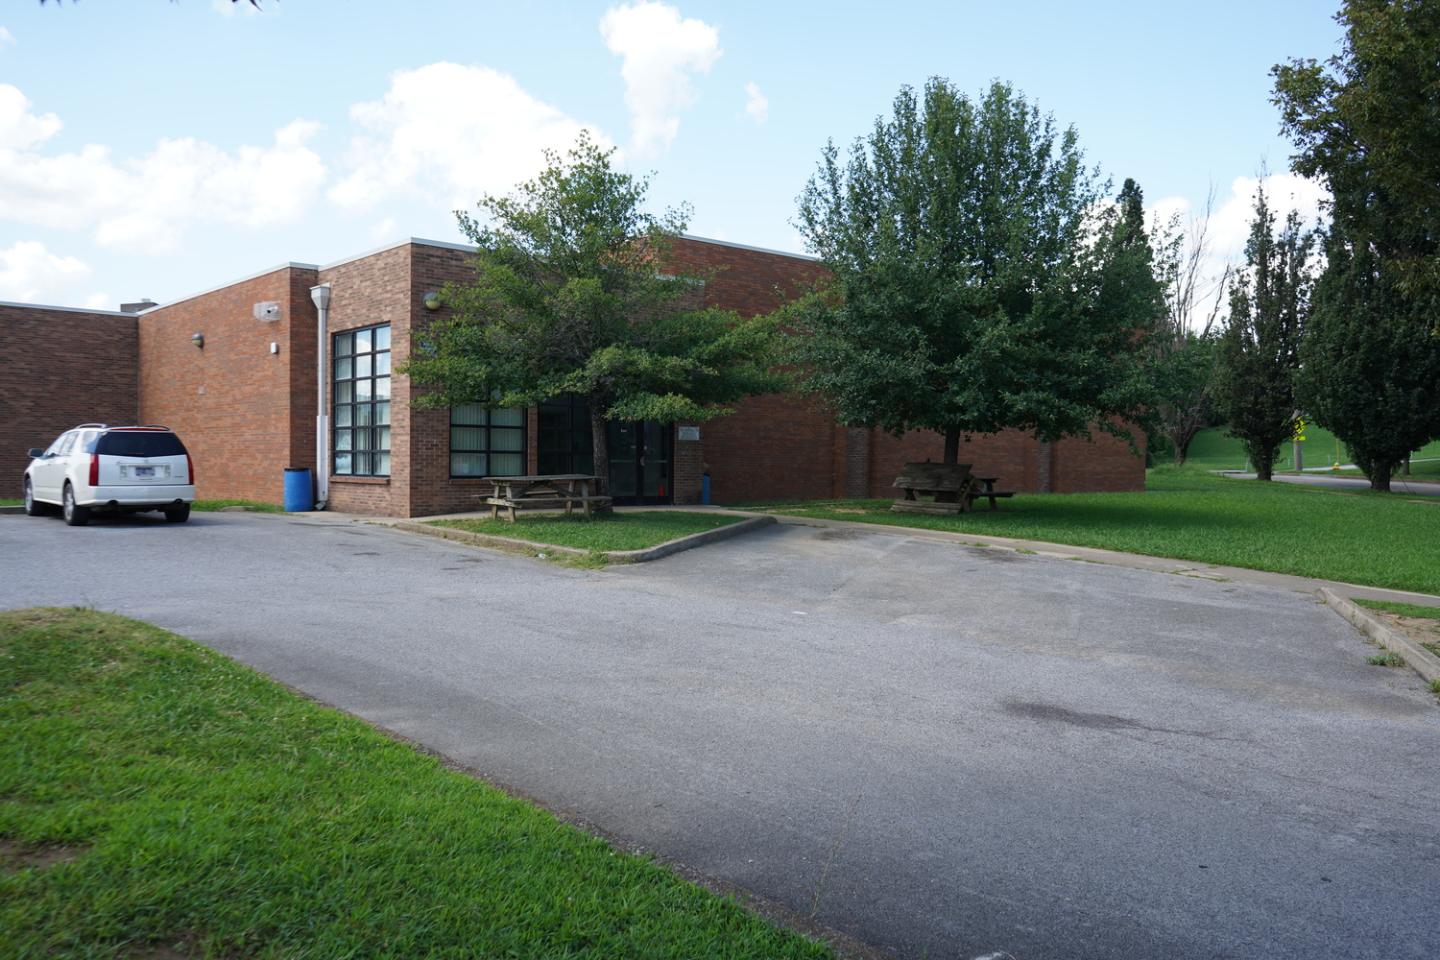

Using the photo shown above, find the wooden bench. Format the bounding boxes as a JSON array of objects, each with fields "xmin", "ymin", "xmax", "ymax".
[{"xmin": 481, "ymin": 474, "xmax": 613, "ymax": 522}]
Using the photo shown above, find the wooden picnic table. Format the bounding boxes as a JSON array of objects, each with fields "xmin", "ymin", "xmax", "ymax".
[
  {"xmin": 891, "ymin": 462, "xmax": 1015, "ymax": 514},
  {"xmin": 481, "ymin": 474, "xmax": 612, "ymax": 522}
]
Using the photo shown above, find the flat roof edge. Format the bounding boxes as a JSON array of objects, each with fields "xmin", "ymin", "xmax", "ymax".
[
  {"xmin": 679, "ymin": 233, "xmax": 818, "ymax": 262},
  {"xmin": 138, "ymin": 262, "xmax": 320, "ymax": 315},
  {"xmin": 0, "ymin": 300, "xmax": 138, "ymax": 318}
]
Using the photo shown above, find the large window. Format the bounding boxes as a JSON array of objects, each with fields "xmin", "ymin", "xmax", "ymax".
[
  {"xmin": 451, "ymin": 403, "xmax": 525, "ymax": 477},
  {"xmin": 333, "ymin": 324, "xmax": 391, "ymax": 477},
  {"xmin": 537, "ymin": 395, "xmax": 593, "ymax": 475}
]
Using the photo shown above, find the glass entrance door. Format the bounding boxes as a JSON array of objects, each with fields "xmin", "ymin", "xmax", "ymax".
[
  {"xmin": 607, "ymin": 420, "xmax": 672, "ymax": 505},
  {"xmin": 537, "ymin": 396, "xmax": 671, "ymax": 504}
]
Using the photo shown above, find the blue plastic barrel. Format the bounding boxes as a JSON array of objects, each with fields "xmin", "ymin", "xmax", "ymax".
[
  {"xmin": 283, "ymin": 467, "xmax": 313, "ymax": 512},
  {"xmin": 701, "ymin": 473, "xmax": 711, "ymax": 505}
]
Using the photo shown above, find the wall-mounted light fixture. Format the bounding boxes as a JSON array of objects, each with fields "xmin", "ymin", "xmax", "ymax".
[
  {"xmin": 190, "ymin": 332, "xmax": 205, "ymax": 349},
  {"xmin": 422, "ymin": 291, "xmax": 443, "ymax": 311}
]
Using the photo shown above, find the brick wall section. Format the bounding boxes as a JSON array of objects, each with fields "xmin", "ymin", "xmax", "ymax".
[
  {"xmin": 317, "ymin": 246, "xmax": 412, "ymax": 516},
  {"xmin": 406, "ymin": 244, "xmax": 496, "ymax": 517},
  {"xmin": 0, "ymin": 304, "xmax": 138, "ymax": 485},
  {"xmin": 137, "ymin": 267, "xmax": 317, "ymax": 504}
]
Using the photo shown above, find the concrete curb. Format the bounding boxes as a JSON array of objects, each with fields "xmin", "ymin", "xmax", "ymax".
[
  {"xmin": 1319, "ymin": 587, "xmax": 1440, "ymax": 686},
  {"xmin": 0, "ymin": 505, "xmax": 23, "ymax": 515},
  {"xmin": 389, "ymin": 515, "xmax": 776, "ymax": 565}
]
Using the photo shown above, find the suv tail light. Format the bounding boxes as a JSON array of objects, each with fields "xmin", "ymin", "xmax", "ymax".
[
  {"xmin": 187, "ymin": 454, "xmax": 195, "ymax": 486},
  {"xmin": 88, "ymin": 453, "xmax": 99, "ymax": 486}
]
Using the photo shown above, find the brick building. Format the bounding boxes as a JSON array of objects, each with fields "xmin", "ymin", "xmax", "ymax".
[{"xmin": 4, "ymin": 235, "xmax": 1143, "ymax": 515}]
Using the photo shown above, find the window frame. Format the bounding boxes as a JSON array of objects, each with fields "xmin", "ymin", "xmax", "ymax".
[
  {"xmin": 332, "ymin": 323, "xmax": 392, "ymax": 478},
  {"xmin": 449, "ymin": 402, "xmax": 527, "ymax": 479}
]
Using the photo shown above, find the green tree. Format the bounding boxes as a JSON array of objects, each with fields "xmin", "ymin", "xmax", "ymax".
[
  {"xmin": 1274, "ymin": 0, "xmax": 1440, "ymax": 491},
  {"xmin": 1213, "ymin": 186, "xmax": 1315, "ymax": 481},
  {"xmin": 790, "ymin": 79, "xmax": 1158, "ymax": 470},
  {"xmin": 404, "ymin": 133, "xmax": 783, "ymax": 489}
]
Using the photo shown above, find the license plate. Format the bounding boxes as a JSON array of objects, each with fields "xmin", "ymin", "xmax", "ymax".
[{"xmin": 134, "ymin": 466, "xmax": 155, "ymax": 478}]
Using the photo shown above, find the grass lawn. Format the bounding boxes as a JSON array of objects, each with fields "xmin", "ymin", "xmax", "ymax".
[
  {"xmin": 1184, "ymin": 425, "xmax": 1440, "ymax": 474},
  {"xmin": 0, "ymin": 608, "xmax": 829, "ymax": 960},
  {"xmin": 0, "ymin": 498, "xmax": 19, "ymax": 506},
  {"xmin": 1355, "ymin": 599, "xmax": 1440, "ymax": 621},
  {"xmin": 192, "ymin": 499, "xmax": 284, "ymax": 513},
  {"xmin": 429, "ymin": 511, "xmax": 742, "ymax": 552},
  {"xmin": 748, "ymin": 467, "xmax": 1440, "ymax": 595}
]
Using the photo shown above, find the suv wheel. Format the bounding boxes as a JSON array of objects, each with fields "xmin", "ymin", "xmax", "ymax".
[
  {"xmin": 164, "ymin": 503, "xmax": 191, "ymax": 523},
  {"xmin": 62, "ymin": 483, "xmax": 90, "ymax": 526},
  {"xmin": 23, "ymin": 479, "xmax": 49, "ymax": 517}
]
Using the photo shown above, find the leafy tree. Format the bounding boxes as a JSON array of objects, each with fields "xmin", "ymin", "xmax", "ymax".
[
  {"xmin": 405, "ymin": 133, "xmax": 783, "ymax": 489},
  {"xmin": 1213, "ymin": 186, "xmax": 1315, "ymax": 481},
  {"xmin": 1274, "ymin": 0, "xmax": 1440, "ymax": 491},
  {"xmin": 1146, "ymin": 191, "xmax": 1230, "ymax": 465},
  {"xmin": 789, "ymin": 79, "xmax": 1158, "ymax": 470},
  {"xmin": 1299, "ymin": 230, "xmax": 1440, "ymax": 489}
]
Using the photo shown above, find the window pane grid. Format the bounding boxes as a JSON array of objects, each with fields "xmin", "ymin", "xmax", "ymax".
[
  {"xmin": 333, "ymin": 323, "xmax": 391, "ymax": 477},
  {"xmin": 451, "ymin": 403, "xmax": 526, "ymax": 478}
]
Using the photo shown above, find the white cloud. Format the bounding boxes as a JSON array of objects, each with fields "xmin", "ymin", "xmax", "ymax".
[
  {"xmin": 369, "ymin": 216, "xmax": 397, "ymax": 242},
  {"xmin": 0, "ymin": 240, "xmax": 93, "ymax": 304},
  {"xmin": 600, "ymin": 2, "xmax": 721, "ymax": 156},
  {"xmin": 330, "ymin": 62, "xmax": 608, "ymax": 212},
  {"xmin": 0, "ymin": 84, "xmax": 326, "ymax": 253},
  {"xmin": 743, "ymin": 81, "xmax": 768, "ymax": 124},
  {"xmin": 1147, "ymin": 172, "xmax": 1328, "ymax": 330},
  {"xmin": 0, "ymin": 27, "xmax": 15, "ymax": 49}
]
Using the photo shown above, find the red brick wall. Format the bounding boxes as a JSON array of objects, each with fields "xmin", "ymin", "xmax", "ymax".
[
  {"xmin": 137, "ymin": 267, "xmax": 317, "ymax": 504},
  {"xmin": 318, "ymin": 246, "xmax": 412, "ymax": 516},
  {"xmin": 0, "ymin": 304, "xmax": 138, "ymax": 485}
]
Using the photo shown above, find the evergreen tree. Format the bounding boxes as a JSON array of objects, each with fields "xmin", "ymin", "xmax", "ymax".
[
  {"xmin": 1274, "ymin": 0, "xmax": 1440, "ymax": 490},
  {"xmin": 1213, "ymin": 186, "xmax": 1315, "ymax": 481}
]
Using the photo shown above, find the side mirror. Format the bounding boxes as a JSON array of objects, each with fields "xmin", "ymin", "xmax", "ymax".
[{"xmin": 27, "ymin": 448, "xmax": 44, "ymax": 459}]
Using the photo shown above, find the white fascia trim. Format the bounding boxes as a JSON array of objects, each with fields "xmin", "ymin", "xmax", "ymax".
[
  {"xmin": 137, "ymin": 262, "xmax": 320, "ymax": 315},
  {"xmin": 0, "ymin": 300, "xmax": 137, "ymax": 318},
  {"xmin": 318, "ymin": 237, "xmax": 476, "ymax": 273},
  {"xmin": 678, "ymin": 233, "xmax": 818, "ymax": 262}
]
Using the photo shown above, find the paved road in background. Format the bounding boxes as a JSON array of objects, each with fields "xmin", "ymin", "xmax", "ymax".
[
  {"xmin": 4, "ymin": 512, "xmax": 1438, "ymax": 959},
  {"xmin": 1226, "ymin": 470, "xmax": 1440, "ymax": 497}
]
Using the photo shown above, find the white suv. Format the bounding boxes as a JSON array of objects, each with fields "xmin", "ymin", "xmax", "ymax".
[{"xmin": 23, "ymin": 424, "xmax": 196, "ymax": 526}]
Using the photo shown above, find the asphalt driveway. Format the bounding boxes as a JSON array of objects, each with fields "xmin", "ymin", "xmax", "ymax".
[{"xmin": 3, "ymin": 511, "xmax": 1437, "ymax": 959}]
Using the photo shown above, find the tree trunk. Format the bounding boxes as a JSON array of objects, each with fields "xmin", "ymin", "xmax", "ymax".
[
  {"xmin": 1171, "ymin": 426, "xmax": 1198, "ymax": 466},
  {"xmin": 589, "ymin": 401, "xmax": 610, "ymax": 494},
  {"xmin": 943, "ymin": 427, "xmax": 961, "ymax": 465},
  {"xmin": 1255, "ymin": 448, "xmax": 1274, "ymax": 481},
  {"xmin": 1369, "ymin": 463, "xmax": 1393, "ymax": 492}
]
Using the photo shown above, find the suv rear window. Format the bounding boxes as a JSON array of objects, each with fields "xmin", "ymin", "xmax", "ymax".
[{"xmin": 95, "ymin": 431, "xmax": 188, "ymax": 458}]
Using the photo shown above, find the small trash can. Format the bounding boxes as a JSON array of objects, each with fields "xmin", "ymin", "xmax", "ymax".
[
  {"xmin": 283, "ymin": 467, "xmax": 313, "ymax": 512},
  {"xmin": 701, "ymin": 472, "xmax": 711, "ymax": 505}
]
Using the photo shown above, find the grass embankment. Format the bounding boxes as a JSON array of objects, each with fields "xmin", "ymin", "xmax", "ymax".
[
  {"xmin": 192, "ymin": 499, "xmax": 284, "ymax": 513},
  {"xmin": 1184, "ymin": 425, "xmax": 1440, "ymax": 475},
  {"xmin": 0, "ymin": 608, "xmax": 829, "ymax": 960},
  {"xmin": 429, "ymin": 511, "xmax": 741, "ymax": 552},
  {"xmin": 750, "ymin": 467, "xmax": 1440, "ymax": 595}
]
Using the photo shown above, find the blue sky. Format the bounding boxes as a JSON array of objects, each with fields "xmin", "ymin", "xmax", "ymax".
[{"xmin": 0, "ymin": 0, "xmax": 1341, "ymax": 310}]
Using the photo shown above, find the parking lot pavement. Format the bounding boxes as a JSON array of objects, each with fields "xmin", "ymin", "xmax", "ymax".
[{"xmin": 3, "ymin": 511, "xmax": 1438, "ymax": 959}]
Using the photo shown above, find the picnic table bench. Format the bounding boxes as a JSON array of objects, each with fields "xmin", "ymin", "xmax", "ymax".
[
  {"xmin": 481, "ymin": 474, "xmax": 612, "ymax": 522},
  {"xmin": 891, "ymin": 462, "xmax": 1015, "ymax": 514}
]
